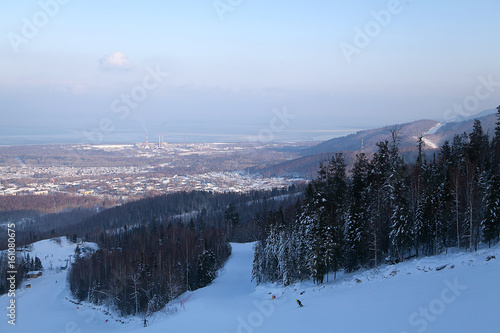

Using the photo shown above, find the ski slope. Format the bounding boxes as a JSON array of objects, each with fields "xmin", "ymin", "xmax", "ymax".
[{"xmin": 1, "ymin": 238, "xmax": 499, "ymax": 332}]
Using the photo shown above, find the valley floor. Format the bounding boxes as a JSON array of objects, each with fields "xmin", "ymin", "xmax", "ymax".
[{"xmin": 1, "ymin": 239, "xmax": 499, "ymax": 332}]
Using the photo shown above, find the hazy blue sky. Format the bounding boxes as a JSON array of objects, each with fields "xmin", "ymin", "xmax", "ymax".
[{"xmin": 1, "ymin": 0, "xmax": 499, "ymax": 144}]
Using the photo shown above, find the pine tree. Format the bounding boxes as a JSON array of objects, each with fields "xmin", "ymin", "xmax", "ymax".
[
  {"xmin": 449, "ymin": 133, "xmax": 469, "ymax": 249},
  {"xmin": 492, "ymin": 106, "xmax": 500, "ymax": 173},
  {"xmin": 434, "ymin": 161, "xmax": 451, "ymax": 252},
  {"xmin": 482, "ymin": 173, "xmax": 500, "ymax": 246},
  {"xmin": 496, "ymin": 105, "xmax": 500, "ymax": 139},
  {"xmin": 437, "ymin": 140, "xmax": 455, "ymax": 250},
  {"xmin": 367, "ymin": 141, "xmax": 392, "ymax": 267},
  {"xmin": 344, "ymin": 153, "xmax": 370, "ymax": 272},
  {"xmin": 465, "ymin": 120, "xmax": 488, "ymax": 250},
  {"xmin": 389, "ymin": 187, "xmax": 413, "ymax": 262},
  {"xmin": 304, "ymin": 211, "xmax": 326, "ymax": 285},
  {"xmin": 252, "ymin": 241, "xmax": 265, "ymax": 284},
  {"xmin": 469, "ymin": 119, "xmax": 490, "ymax": 172},
  {"xmin": 278, "ymin": 226, "xmax": 295, "ymax": 285},
  {"xmin": 293, "ymin": 208, "xmax": 310, "ymax": 281},
  {"xmin": 197, "ymin": 250, "xmax": 217, "ymax": 287},
  {"xmin": 414, "ymin": 162, "xmax": 433, "ymax": 256},
  {"xmin": 426, "ymin": 159, "xmax": 448, "ymax": 254},
  {"xmin": 388, "ymin": 129, "xmax": 413, "ymax": 262},
  {"xmin": 34, "ymin": 256, "xmax": 43, "ymax": 271},
  {"xmin": 389, "ymin": 166, "xmax": 413, "ymax": 262},
  {"xmin": 74, "ymin": 246, "xmax": 81, "ymax": 260},
  {"xmin": 324, "ymin": 153, "xmax": 347, "ymax": 280}
]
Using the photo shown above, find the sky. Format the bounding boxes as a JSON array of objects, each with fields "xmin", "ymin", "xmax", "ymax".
[{"xmin": 1, "ymin": 0, "xmax": 499, "ymax": 144}]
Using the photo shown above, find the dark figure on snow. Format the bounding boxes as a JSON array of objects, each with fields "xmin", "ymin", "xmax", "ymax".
[{"xmin": 296, "ymin": 299, "xmax": 303, "ymax": 307}]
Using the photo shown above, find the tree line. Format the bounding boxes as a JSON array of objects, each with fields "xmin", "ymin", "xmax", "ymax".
[
  {"xmin": 63, "ymin": 186, "xmax": 304, "ymax": 244},
  {"xmin": 0, "ymin": 185, "xmax": 304, "ymax": 251},
  {"xmin": 253, "ymin": 107, "xmax": 500, "ymax": 286},
  {"xmin": 0, "ymin": 193, "xmax": 106, "ymax": 215}
]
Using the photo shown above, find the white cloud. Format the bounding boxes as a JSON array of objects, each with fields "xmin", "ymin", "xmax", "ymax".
[{"xmin": 99, "ymin": 51, "xmax": 133, "ymax": 71}]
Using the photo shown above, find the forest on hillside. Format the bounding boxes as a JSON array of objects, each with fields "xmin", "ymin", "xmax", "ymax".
[
  {"xmin": 64, "ymin": 186, "xmax": 304, "ymax": 316},
  {"xmin": 69, "ymin": 222, "xmax": 231, "ymax": 316},
  {"xmin": 0, "ymin": 185, "xmax": 305, "ymax": 250},
  {"xmin": 71, "ymin": 186, "xmax": 304, "ymax": 242},
  {"xmin": 253, "ymin": 107, "xmax": 500, "ymax": 286}
]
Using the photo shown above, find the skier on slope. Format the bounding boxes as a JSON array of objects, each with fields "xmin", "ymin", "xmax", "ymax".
[{"xmin": 296, "ymin": 299, "xmax": 303, "ymax": 307}]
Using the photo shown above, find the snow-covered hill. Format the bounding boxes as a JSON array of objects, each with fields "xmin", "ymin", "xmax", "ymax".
[{"xmin": 1, "ymin": 239, "xmax": 499, "ymax": 332}]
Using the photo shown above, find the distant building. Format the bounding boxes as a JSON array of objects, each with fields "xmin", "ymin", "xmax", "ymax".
[
  {"xmin": 27, "ymin": 271, "xmax": 43, "ymax": 279},
  {"xmin": 33, "ymin": 190, "xmax": 49, "ymax": 195},
  {"xmin": 78, "ymin": 189, "xmax": 94, "ymax": 195}
]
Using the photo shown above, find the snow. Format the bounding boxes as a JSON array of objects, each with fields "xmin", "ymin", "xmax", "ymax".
[
  {"xmin": 422, "ymin": 122, "xmax": 442, "ymax": 149},
  {"xmin": 2, "ymin": 239, "xmax": 499, "ymax": 332},
  {"xmin": 422, "ymin": 137, "xmax": 438, "ymax": 149},
  {"xmin": 425, "ymin": 122, "xmax": 443, "ymax": 135}
]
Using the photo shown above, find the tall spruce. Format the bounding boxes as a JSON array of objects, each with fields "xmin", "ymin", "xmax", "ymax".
[
  {"xmin": 465, "ymin": 120, "xmax": 489, "ymax": 250},
  {"xmin": 344, "ymin": 153, "xmax": 370, "ymax": 272},
  {"xmin": 324, "ymin": 153, "xmax": 347, "ymax": 280},
  {"xmin": 481, "ymin": 172, "xmax": 500, "ymax": 246},
  {"xmin": 388, "ymin": 129, "xmax": 413, "ymax": 262},
  {"xmin": 368, "ymin": 141, "xmax": 392, "ymax": 267},
  {"xmin": 450, "ymin": 133, "xmax": 468, "ymax": 250},
  {"xmin": 493, "ymin": 106, "xmax": 500, "ymax": 172}
]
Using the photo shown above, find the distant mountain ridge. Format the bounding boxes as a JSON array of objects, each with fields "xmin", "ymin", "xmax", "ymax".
[
  {"xmin": 445, "ymin": 108, "xmax": 497, "ymax": 124},
  {"xmin": 427, "ymin": 113, "xmax": 497, "ymax": 148},
  {"xmin": 300, "ymin": 119, "xmax": 439, "ymax": 157},
  {"xmin": 252, "ymin": 109, "xmax": 498, "ymax": 178}
]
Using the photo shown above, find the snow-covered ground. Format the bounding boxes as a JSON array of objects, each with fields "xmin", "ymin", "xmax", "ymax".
[
  {"xmin": 425, "ymin": 122, "xmax": 443, "ymax": 135},
  {"xmin": 421, "ymin": 137, "xmax": 438, "ymax": 149},
  {"xmin": 1, "ymin": 239, "xmax": 499, "ymax": 332}
]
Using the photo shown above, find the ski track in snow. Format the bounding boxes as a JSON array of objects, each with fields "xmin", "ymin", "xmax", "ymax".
[
  {"xmin": 424, "ymin": 122, "xmax": 443, "ymax": 135},
  {"xmin": 1, "ymin": 238, "xmax": 499, "ymax": 332},
  {"xmin": 422, "ymin": 137, "xmax": 438, "ymax": 149}
]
